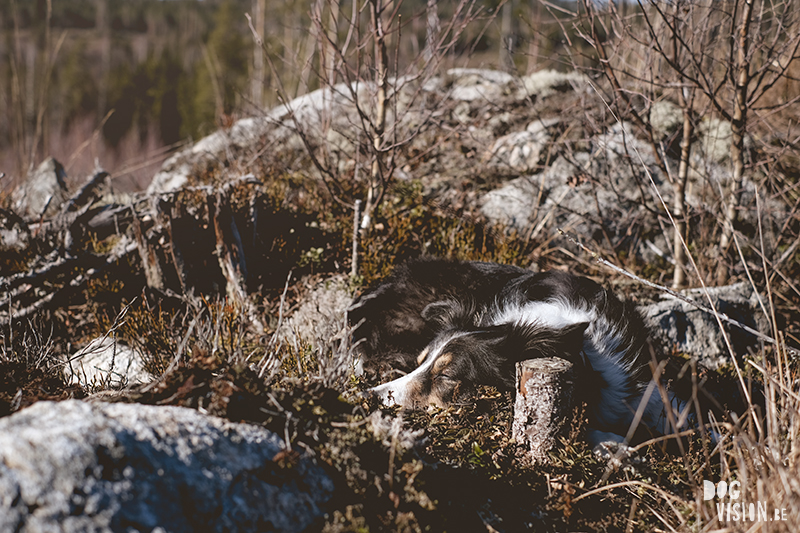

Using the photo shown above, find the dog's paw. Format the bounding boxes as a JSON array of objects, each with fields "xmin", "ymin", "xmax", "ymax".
[{"xmin": 592, "ymin": 440, "xmax": 643, "ymax": 472}]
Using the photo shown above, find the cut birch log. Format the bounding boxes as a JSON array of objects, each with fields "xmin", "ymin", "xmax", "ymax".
[{"xmin": 512, "ymin": 357, "xmax": 574, "ymax": 464}]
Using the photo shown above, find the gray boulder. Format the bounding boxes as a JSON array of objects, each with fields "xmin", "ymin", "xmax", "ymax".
[
  {"xmin": 0, "ymin": 400, "xmax": 335, "ymax": 533},
  {"xmin": 12, "ymin": 157, "xmax": 69, "ymax": 219},
  {"xmin": 640, "ymin": 283, "xmax": 771, "ymax": 369},
  {"xmin": 280, "ymin": 275, "xmax": 353, "ymax": 351},
  {"xmin": 66, "ymin": 337, "xmax": 151, "ymax": 389}
]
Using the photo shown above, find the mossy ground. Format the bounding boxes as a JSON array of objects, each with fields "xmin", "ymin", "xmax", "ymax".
[{"xmin": 2, "ymin": 163, "xmax": 798, "ymax": 532}]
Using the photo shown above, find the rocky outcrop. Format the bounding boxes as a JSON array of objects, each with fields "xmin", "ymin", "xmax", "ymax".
[
  {"xmin": 146, "ymin": 67, "xmax": 786, "ymax": 267},
  {"xmin": 640, "ymin": 283, "xmax": 772, "ymax": 369},
  {"xmin": 0, "ymin": 400, "xmax": 335, "ymax": 533},
  {"xmin": 147, "ymin": 68, "xmax": 593, "ymax": 196}
]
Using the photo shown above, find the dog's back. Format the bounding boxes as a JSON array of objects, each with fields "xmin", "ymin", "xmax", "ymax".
[{"xmin": 349, "ymin": 258, "xmax": 530, "ymax": 372}]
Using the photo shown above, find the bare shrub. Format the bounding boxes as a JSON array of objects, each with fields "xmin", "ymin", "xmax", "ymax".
[
  {"xmin": 573, "ymin": 0, "xmax": 800, "ymax": 288},
  {"xmin": 248, "ymin": 0, "xmax": 492, "ymax": 249}
]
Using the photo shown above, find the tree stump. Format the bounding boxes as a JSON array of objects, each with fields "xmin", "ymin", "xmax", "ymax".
[{"xmin": 512, "ymin": 357, "xmax": 574, "ymax": 464}]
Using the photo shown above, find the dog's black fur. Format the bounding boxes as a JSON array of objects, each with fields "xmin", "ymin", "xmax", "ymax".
[
  {"xmin": 350, "ymin": 257, "xmax": 670, "ymax": 442},
  {"xmin": 350, "ymin": 259, "xmax": 531, "ymax": 373}
]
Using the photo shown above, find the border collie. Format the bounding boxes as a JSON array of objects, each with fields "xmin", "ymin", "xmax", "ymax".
[{"xmin": 350, "ymin": 257, "xmax": 689, "ymax": 446}]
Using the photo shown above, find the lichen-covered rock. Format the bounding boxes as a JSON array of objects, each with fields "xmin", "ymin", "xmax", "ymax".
[
  {"xmin": 66, "ymin": 337, "xmax": 151, "ymax": 389},
  {"xmin": 640, "ymin": 283, "xmax": 771, "ymax": 368},
  {"xmin": 649, "ymin": 100, "xmax": 682, "ymax": 139},
  {"xmin": 443, "ymin": 68, "xmax": 515, "ymax": 102},
  {"xmin": 280, "ymin": 275, "xmax": 353, "ymax": 351},
  {"xmin": 515, "ymin": 69, "xmax": 589, "ymax": 99},
  {"xmin": 487, "ymin": 118, "xmax": 559, "ymax": 172},
  {"xmin": 0, "ymin": 400, "xmax": 335, "ymax": 533},
  {"xmin": 12, "ymin": 157, "xmax": 69, "ymax": 219},
  {"xmin": 698, "ymin": 117, "xmax": 739, "ymax": 164},
  {"xmin": 480, "ymin": 147, "xmax": 667, "ymax": 259}
]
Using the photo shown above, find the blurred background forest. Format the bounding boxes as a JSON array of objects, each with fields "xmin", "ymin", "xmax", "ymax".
[{"xmin": 0, "ymin": 0, "xmax": 581, "ymax": 192}]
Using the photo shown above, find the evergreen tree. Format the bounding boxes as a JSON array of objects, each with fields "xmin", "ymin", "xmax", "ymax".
[{"xmin": 184, "ymin": 0, "xmax": 249, "ymax": 138}]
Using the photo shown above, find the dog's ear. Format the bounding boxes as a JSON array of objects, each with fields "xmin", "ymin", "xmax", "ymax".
[
  {"xmin": 421, "ymin": 299, "xmax": 476, "ymax": 328},
  {"xmin": 555, "ymin": 321, "xmax": 589, "ymax": 355},
  {"xmin": 421, "ymin": 300, "xmax": 455, "ymax": 322},
  {"xmin": 506, "ymin": 321, "xmax": 589, "ymax": 362}
]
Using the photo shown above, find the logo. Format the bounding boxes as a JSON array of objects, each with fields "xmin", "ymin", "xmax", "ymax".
[{"xmin": 703, "ymin": 480, "xmax": 786, "ymax": 523}]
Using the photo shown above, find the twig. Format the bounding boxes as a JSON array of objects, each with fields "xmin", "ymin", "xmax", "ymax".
[
  {"xmin": 352, "ymin": 199, "xmax": 361, "ymax": 277},
  {"xmin": 573, "ymin": 480, "xmax": 686, "ymax": 505}
]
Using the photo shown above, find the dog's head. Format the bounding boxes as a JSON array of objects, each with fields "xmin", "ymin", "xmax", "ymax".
[{"xmin": 368, "ymin": 302, "xmax": 588, "ymax": 409}]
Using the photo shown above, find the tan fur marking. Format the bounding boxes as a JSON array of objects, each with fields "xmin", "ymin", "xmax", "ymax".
[
  {"xmin": 406, "ymin": 379, "xmax": 424, "ymax": 406},
  {"xmin": 416, "ymin": 348, "xmax": 430, "ymax": 366},
  {"xmin": 432, "ymin": 352, "xmax": 453, "ymax": 375},
  {"xmin": 427, "ymin": 390, "xmax": 448, "ymax": 408}
]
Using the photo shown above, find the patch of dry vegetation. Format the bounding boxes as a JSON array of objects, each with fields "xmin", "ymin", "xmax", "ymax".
[{"xmin": 2, "ymin": 131, "xmax": 800, "ymax": 529}]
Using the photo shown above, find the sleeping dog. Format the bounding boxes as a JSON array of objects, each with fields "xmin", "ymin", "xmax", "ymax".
[{"xmin": 350, "ymin": 257, "xmax": 690, "ymax": 446}]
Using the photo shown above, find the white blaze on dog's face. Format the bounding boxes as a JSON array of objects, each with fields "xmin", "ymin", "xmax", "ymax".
[{"xmin": 369, "ymin": 332, "xmax": 469, "ymax": 408}]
